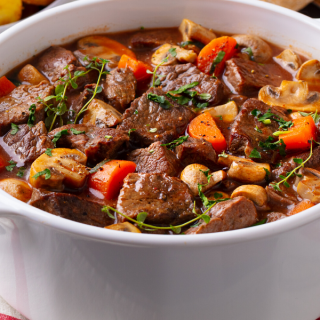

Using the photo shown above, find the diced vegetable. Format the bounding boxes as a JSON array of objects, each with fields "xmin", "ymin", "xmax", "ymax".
[
  {"xmin": 202, "ymin": 101, "xmax": 238, "ymax": 122},
  {"xmin": 118, "ymin": 54, "xmax": 152, "ymax": 81},
  {"xmin": 196, "ymin": 36, "xmax": 237, "ymax": 76},
  {"xmin": 0, "ymin": 178, "xmax": 32, "ymax": 202},
  {"xmin": 296, "ymin": 168, "xmax": 320, "ymax": 203},
  {"xmin": 88, "ymin": 160, "xmax": 136, "ymax": 200},
  {"xmin": 18, "ymin": 64, "xmax": 47, "ymax": 85},
  {"xmin": 288, "ymin": 200, "xmax": 314, "ymax": 215},
  {"xmin": 0, "ymin": 0, "xmax": 22, "ymax": 26},
  {"xmin": 231, "ymin": 185, "xmax": 267, "ymax": 207},
  {"xmin": 188, "ymin": 112, "xmax": 227, "ymax": 153},
  {"xmin": 0, "ymin": 76, "xmax": 16, "ymax": 97},
  {"xmin": 278, "ymin": 115, "xmax": 316, "ymax": 151},
  {"xmin": 228, "ymin": 161, "xmax": 269, "ymax": 183}
]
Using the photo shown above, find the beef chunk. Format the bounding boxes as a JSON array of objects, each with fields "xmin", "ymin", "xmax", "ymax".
[
  {"xmin": 118, "ymin": 87, "xmax": 195, "ymax": 147},
  {"xmin": 267, "ymin": 212, "xmax": 287, "ymax": 223},
  {"xmin": 174, "ymin": 137, "xmax": 217, "ymax": 170},
  {"xmin": 128, "ymin": 142, "xmax": 182, "ymax": 176},
  {"xmin": 102, "ymin": 68, "xmax": 137, "ymax": 112},
  {"xmin": 185, "ymin": 196, "xmax": 258, "ymax": 234},
  {"xmin": 30, "ymin": 190, "xmax": 113, "ymax": 227},
  {"xmin": 3, "ymin": 121, "xmax": 53, "ymax": 163},
  {"xmin": 229, "ymin": 98, "xmax": 290, "ymax": 161},
  {"xmin": 228, "ymin": 94, "xmax": 248, "ymax": 107},
  {"xmin": 117, "ymin": 173, "xmax": 197, "ymax": 225},
  {"xmin": 224, "ymin": 58, "xmax": 291, "ymax": 95},
  {"xmin": 130, "ymin": 30, "xmax": 175, "ymax": 48},
  {"xmin": 157, "ymin": 63, "xmax": 224, "ymax": 106},
  {"xmin": 48, "ymin": 124, "xmax": 129, "ymax": 165},
  {"xmin": 0, "ymin": 81, "xmax": 54, "ymax": 135},
  {"xmin": 266, "ymin": 186, "xmax": 297, "ymax": 207}
]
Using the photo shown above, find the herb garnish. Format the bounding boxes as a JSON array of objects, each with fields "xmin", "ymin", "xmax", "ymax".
[
  {"xmin": 128, "ymin": 128, "xmax": 137, "ymax": 137},
  {"xmin": 259, "ymin": 137, "xmax": 286, "ymax": 156},
  {"xmin": 299, "ymin": 111, "xmax": 320, "ymax": 123},
  {"xmin": 242, "ymin": 47, "xmax": 254, "ymax": 60},
  {"xmin": 105, "ymin": 135, "xmax": 113, "ymax": 140},
  {"xmin": 147, "ymin": 93, "xmax": 172, "ymax": 110},
  {"xmin": 210, "ymin": 51, "xmax": 225, "ymax": 74},
  {"xmin": 5, "ymin": 160, "xmax": 16, "ymax": 172},
  {"xmin": 33, "ymin": 168, "xmax": 51, "ymax": 180},
  {"xmin": 160, "ymin": 135, "xmax": 189, "ymax": 149},
  {"xmin": 28, "ymin": 104, "xmax": 36, "ymax": 127},
  {"xmin": 180, "ymin": 40, "xmax": 205, "ymax": 49},
  {"xmin": 249, "ymin": 148, "xmax": 261, "ymax": 159},
  {"xmin": 16, "ymin": 167, "xmax": 26, "ymax": 178},
  {"xmin": 218, "ymin": 151, "xmax": 228, "ymax": 158},
  {"xmin": 52, "ymin": 129, "xmax": 69, "ymax": 147},
  {"xmin": 45, "ymin": 148, "xmax": 53, "ymax": 157},
  {"xmin": 252, "ymin": 108, "xmax": 293, "ymax": 131},
  {"xmin": 10, "ymin": 123, "xmax": 19, "ymax": 135},
  {"xmin": 255, "ymin": 125, "xmax": 262, "ymax": 133},
  {"xmin": 70, "ymin": 128, "xmax": 86, "ymax": 135},
  {"xmin": 149, "ymin": 128, "xmax": 157, "ymax": 133},
  {"xmin": 89, "ymin": 159, "xmax": 110, "ymax": 174}
]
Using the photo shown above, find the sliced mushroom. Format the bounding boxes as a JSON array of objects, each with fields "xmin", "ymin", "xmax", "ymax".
[
  {"xmin": 29, "ymin": 148, "xmax": 89, "ymax": 191},
  {"xmin": 105, "ymin": 222, "xmax": 141, "ymax": 233},
  {"xmin": 296, "ymin": 168, "xmax": 320, "ymax": 203},
  {"xmin": 179, "ymin": 19, "xmax": 216, "ymax": 45},
  {"xmin": 231, "ymin": 185, "xmax": 267, "ymax": 206},
  {"xmin": 259, "ymin": 80, "xmax": 320, "ymax": 112},
  {"xmin": 289, "ymin": 112, "xmax": 303, "ymax": 120},
  {"xmin": 296, "ymin": 59, "xmax": 320, "ymax": 88},
  {"xmin": 232, "ymin": 34, "xmax": 272, "ymax": 63},
  {"xmin": 83, "ymin": 99, "xmax": 122, "ymax": 128},
  {"xmin": 18, "ymin": 64, "xmax": 48, "ymax": 85},
  {"xmin": 180, "ymin": 164, "xmax": 227, "ymax": 196},
  {"xmin": 202, "ymin": 101, "xmax": 238, "ymax": 122},
  {"xmin": 274, "ymin": 49, "xmax": 302, "ymax": 71},
  {"xmin": 151, "ymin": 44, "xmax": 197, "ymax": 66},
  {"xmin": 217, "ymin": 153, "xmax": 271, "ymax": 170},
  {"xmin": 228, "ymin": 160, "xmax": 270, "ymax": 183},
  {"xmin": 0, "ymin": 179, "xmax": 32, "ymax": 203}
]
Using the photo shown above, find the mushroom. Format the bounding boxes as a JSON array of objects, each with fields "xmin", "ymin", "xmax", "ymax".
[
  {"xmin": 259, "ymin": 80, "xmax": 320, "ymax": 112},
  {"xmin": 289, "ymin": 112, "xmax": 303, "ymax": 120},
  {"xmin": 296, "ymin": 168, "xmax": 320, "ymax": 203},
  {"xmin": 232, "ymin": 34, "xmax": 272, "ymax": 63},
  {"xmin": 0, "ymin": 179, "xmax": 32, "ymax": 203},
  {"xmin": 179, "ymin": 19, "xmax": 216, "ymax": 45},
  {"xmin": 18, "ymin": 64, "xmax": 48, "ymax": 85},
  {"xmin": 217, "ymin": 154, "xmax": 270, "ymax": 171},
  {"xmin": 105, "ymin": 222, "xmax": 141, "ymax": 233},
  {"xmin": 231, "ymin": 185, "xmax": 267, "ymax": 206},
  {"xmin": 83, "ymin": 99, "xmax": 122, "ymax": 128},
  {"xmin": 180, "ymin": 164, "xmax": 227, "ymax": 196},
  {"xmin": 227, "ymin": 160, "xmax": 270, "ymax": 183},
  {"xmin": 296, "ymin": 59, "xmax": 320, "ymax": 88},
  {"xmin": 202, "ymin": 101, "xmax": 238, "ymax": 122},
  {"xmin": 151, "ymin": 44, "xmax": 197, "ymax": 66},
  {"xmin": 274, "ymin": 49, "xmax": 302, "ymax": 72},
  {"xmin": 29, "ymin": 148, "xmax": 89, "ymax": 191}
]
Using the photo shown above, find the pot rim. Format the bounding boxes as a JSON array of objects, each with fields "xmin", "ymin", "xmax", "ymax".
[{"xmin": 1, "ymin": 0, "xmax": 320, "ymax": 247}]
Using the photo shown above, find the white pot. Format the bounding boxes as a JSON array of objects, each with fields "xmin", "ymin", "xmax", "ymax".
[{"xmin": 1, "ymin": 1, "xmax": 320, "ymax": 319}]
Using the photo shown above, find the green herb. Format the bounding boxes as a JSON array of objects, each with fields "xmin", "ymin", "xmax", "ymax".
[
  {"xmin": 199, "ymin": 169, "xmax": 212, "ymax": 183},
  {"xmin": 216, "ymin": 115, "xmax": 223, "ymax": 121},
  {"xmin": 52, "ymin": 129, "xmax": 69, "ymax": 147},
  {"xmin": 134, "ymin": 110, "xmax": 138, "ymax": 115},
  {"xmin": 105, "ymin": 135, "xmax": 113, "ymax": 140},
  {"xmin": 210, "ymin": 51, "xmax": 225, "ymax": 74},
  {"xmin": 89, "ymin": 159, "xmax": 110, "ymax": 174},
  {"xmin": 160, "ymin": 135, "xmax": 189, "ymax": 149},
  {"xmin": 270, "ymin": 141, "xmax": 313, "ymax": 192},
  {"xmin": 5, "ymin": 160, "xmax": 16, "ymax": 172},
  {"xmin": 33, "ymin": 168, "xmax": 51, "ymax": 180},
  {"xmin": 10, "ymin": 123, "xmax": 19, "ymax": 135},
  {"xmin": 249, "ymin": 219, "xmax": 267, "ymax": 227},
  {"xmin": 167, "ymin": 82, "xmax": 199, "ymax": 95},
  {"xmin": 218, "ymin": 151, "xmax": 228, "ymax": 158},
  {"xmin": 147, "ymin": 93, "xmax": 172, "ymax": 110},
  {"xmin": 180, "ymin": 40, "xmax": 205, "ymax": 49},
  {"xmin": 213, "ymin": 192, "xmax": 223, "ymax": 199},
  {"xmin": 70, "ymin": 128, "xmax": 86, "ymax": 135},
  {"xmin": 264, "ymin": 168, "xmax": 271, "ymax": 178},
  {"xmin": 149, "ymin": 149, "xmax": 155, "ymax": 154},
  {"xmin": 16, "ymin": 167, "xmax": 26, "ymax": 178},
  {"xmin": 259, "ymin": 137, "xmax": 286, "ymax": 156},
  {"xmin": 249, "ymin": 148, "xmax": 261, "ymax": 159},
  {"xmin": 262, "ymin": 119, "xmax": 271, "ymax": 125},
  {"xmin": 197, "ymin": 183, "xmax": 229, "ymax": 208},
  {"xmin": 128, "ymin": 128, "xmax": 137, "ymax": 137},
  {"xmin": 140, "ymin": 26, "xmax": 145, "ymax": 30},
  {"xmin": 242, "ymin": 47, "xmax": 254, "ymax": 60},
  {"xmin": 255, "ymin": 125, "xmax": 262, "ymax": 133},
  {"xmin": 28, "ymin": 104, "xmax": 36, "ymax": 127},
  {"xmin": 251, "ymin": 109, "xmax": 261, "ymax": 117},
  {"xmin": 45, "ymin": 148, "xmax": 53, "ymax": 157},
  {"xmin": 287, "ymin": 109, "xmax": 293, "ymax": 114},
  {"xmin": 273, "ymin": 130, "xmax": 289, "ymax": 136},
  {"xmin": 299, "ymin": 110, "xmax": 320, "ymax": 123},
  {"xmin": 255, "ymin": 109, "xmax": 293, "ymax": 130},
  {"xmin": 198, "ymin": 93, "xmax": 211, "ymax": 100},
  {"xmin": 149, "ymin": 128, "xmax": 157, "ymax": 133}
]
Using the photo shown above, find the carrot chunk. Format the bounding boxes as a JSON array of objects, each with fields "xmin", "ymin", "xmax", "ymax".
[
  {"xmin": 196, "ymin": 36, "xmax": 237, "ymax": 76},
  {"xmin": 118, "ymin": 54, "xmax": 152, "ymax": 81},
  {"xmin": 280, "ymin": 116, "xmax": 316, "ymax": 151},
  {"xmin": 289, "ymin": 200, "xmax": 315, "ymax": 216},
  {"xmin": 188, "ymin": 112, "xmax": 227, "ymax": 153},
  {"xmin": 0, "ymin": 76, "xmax": 16, "ymax": 97},
  {"xmin": 88, "ymin": 160, "xmax": 136, "ymax": 200}
]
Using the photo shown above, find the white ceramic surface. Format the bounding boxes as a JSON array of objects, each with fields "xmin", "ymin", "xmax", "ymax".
[{"xmin": 1, "ymin": 1, "xmax": 320, "ymax": 319}]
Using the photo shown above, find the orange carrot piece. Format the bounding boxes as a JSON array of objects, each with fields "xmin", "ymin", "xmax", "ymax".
[
  {"xmin": 188, "ymin": 112, "xmax": 227, "ymax": 153},
  {"xmin": 196, "ymin": 36, "xmax": 237, "ymax": 76},
  {"xmin": 88, "ymin": 160, "xmax": 136, "ymax": 200},
  {"xmin": 289, "ymin": 200, "xmax": 315, "ymax": 216},
  {"xmin": 280, "ymin": 116, "xmax": 316, "ymax": 151},
  {"xmin": 118, "ymin": 54, "xmax": 152, "ymax": 81},
  {"xmin": 0, "ymin": 76, "xmax": 16, "ymax": 97}
]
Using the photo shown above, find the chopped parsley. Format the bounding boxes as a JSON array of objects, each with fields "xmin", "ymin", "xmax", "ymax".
[
  {"xmin": 259, "ymin": 137, "xmax": 286, "ymax": 156},
  {"xmin": 89, "ymin": 159, "xmax": 110, "ymax": 174},
  {"xmin": 242, "ymin": 47, "xmax": 254, "ymax": 60},
  {"xmin": 210, "ymin": 51, "xmax": 225, "ymax": 74},
  {"xmin": 160, "ymin": 135, "xmax": 189, "ymax": 150},
  {"xmin": 33, "ymin": 168, "xmax": 51, "ymax": 180},
  {"xmin": 27, "ymin": 104, "xmax": 36, "ymax": 127},
  {"xmin": 10, "ymin": 123, "xmax": 19, "ymax": 135},
  {"xmin": 16, "ymin": 167, "xmax": 26, "ymax": 178},
  {"xmin": 249, "ymin": 148, "xmax": 261, "ymax": 159},
  {"xmin": 105, "ymin": 135, "xmax": 113, "ymax": 140},
  {"xmin": 128, "ymin": 128, "xmax": 137, "ymax": 136},
  {"xmin": 5, "ymin": 160, "xmax": 16, "ymax": 172},
  {"xmin": 70, "ymin": 128, "xmax": 86, "ymax": 135},
  {"xmin": 45, "ymin": 148, "xmax": 53, "ymax": 157},
  {"xmin": 52, "ymin": 129, "xmax": 69, "ymax": 147},
  {"xmin": 147, "ymin": 93, "xmax": 171, "ymax": 110},
  {"xmin": 218, "ymin": 151, "xmax": 228, "ymax": 158}
]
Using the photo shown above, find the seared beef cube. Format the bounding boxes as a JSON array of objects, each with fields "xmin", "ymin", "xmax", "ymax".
[
  {"xmin": 102, "ymin": 68, "xmax": 137, "ymax": 112},
  {"xmin": 117, "ymin": 173, "xmax": 197, "ymax": 225},
  {"xmin": 0, "ymin": 81, "xmax": 54, "ymax": 135},
  {"xmin": 174, "ymin": 137, "xmax": 217, "ymax": 170},
  {"xmin": 185, "ymin": 196, "xmax": 258, "ymax": 234},
  {"xmin": 128, "ymin": 142, "xmax": 182, "ymax": 176},
  {"xmin": 118, "ymin": 87, "xmax": 195, "ymax": 147},
  {"xmin": 228, "ymin": 94, "xmax": 248, "ymax": 107},
  {"xmin": 266, "ymin": 185, "xmax": 297, "ymax": 208},
  {"xmin": 3, "ymin": 121, "xmax": 53, "ymax": 163},
  {"xmin": 267, "ymin": 212, "xmax": 287, "ymax": 223},
  {"xmin": 30, "ymin": 190, "xmax": 113, "ymax": 227},
  {"xmin": 48, "ymin": 124, "xmax": 129, "ymax": 165},
  {"xmin": 224, "ymin": 58, "xmax": 291, "ymax": 95},
  {"xmin": 130, "ymin": 29, "xmax": 175, "ymax": 48},
  {"xmin": 229, "ymin": 99, "xmax": 290, "ymax": 161},
  {"xmin": 157, "ymin": 63, "xmax": 224, "ymax": 106}
]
